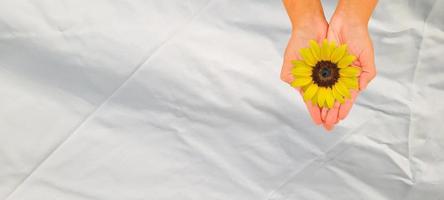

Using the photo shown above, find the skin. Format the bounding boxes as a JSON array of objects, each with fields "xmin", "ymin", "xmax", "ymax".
[
  {"xmin": 281, "ymin": 0, "xmax": 328, "ymax": 125},
  {"xmin": 281, "ymin": 0, "xmax": 378, "ymax": 131}
]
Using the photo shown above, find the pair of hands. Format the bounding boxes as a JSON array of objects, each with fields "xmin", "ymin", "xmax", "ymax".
[{"xmin": 281, "ymin": 0, "xmax": 377, "ymax": 130}]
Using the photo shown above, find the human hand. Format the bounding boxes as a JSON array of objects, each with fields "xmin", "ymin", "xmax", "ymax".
[
  {"xmin": 321, "ymin": 10, "xmax": 377, "ymax": 130},
  {"xmin": 281, "ymin": 0, "xmax": 328, "ymax": 125}
]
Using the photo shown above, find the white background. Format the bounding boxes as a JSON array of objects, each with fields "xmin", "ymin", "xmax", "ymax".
[{"xmin": 1, "ymin": 0, "xmax": 443, "ymax": 199}]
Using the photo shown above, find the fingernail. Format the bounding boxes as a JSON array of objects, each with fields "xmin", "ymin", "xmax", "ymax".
[{"xmin": 323, "ymin": 124, "xmax": 334, "ymax": 131}]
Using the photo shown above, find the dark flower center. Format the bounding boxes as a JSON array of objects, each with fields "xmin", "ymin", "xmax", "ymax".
[{"xmin": 312, "ymin": 61, "xmax": 339, "ymax": 87}]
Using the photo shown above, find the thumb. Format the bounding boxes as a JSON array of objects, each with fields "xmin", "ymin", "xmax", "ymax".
[
  {"xmin": 280, "ymin": 55, "xmax": 294, "ymax": 84},
  {"xmin": 280, "ymin": 38, "xmax": 299, "ymax": 84}
]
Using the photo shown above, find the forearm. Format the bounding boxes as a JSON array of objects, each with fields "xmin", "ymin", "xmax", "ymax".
[
  {"xmin": 282, "ymin": 0, "xmax": 326, "ymax": 28},
  {"xmin": 332, "ymin": 0, "xmax": 378, "ymax": 26}
]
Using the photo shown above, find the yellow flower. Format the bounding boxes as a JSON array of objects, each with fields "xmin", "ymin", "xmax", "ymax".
[{"xmin": 291, "ymin": 39, "xmax": 361, "ymax": 108}]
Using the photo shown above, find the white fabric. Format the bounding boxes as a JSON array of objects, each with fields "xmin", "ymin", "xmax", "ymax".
[{"xmin": 1, "ymin": 0, "xmax": 443, "ymax": 199}]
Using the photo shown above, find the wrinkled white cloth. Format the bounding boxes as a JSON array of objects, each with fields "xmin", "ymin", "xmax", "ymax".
[{"xmin": 1, "ymin": 0, "xmax": 443, "ymax": 199}]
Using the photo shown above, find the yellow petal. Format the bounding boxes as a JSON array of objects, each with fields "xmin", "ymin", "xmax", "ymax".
[
  {"xmin": 340, "ymin": 66, "xmax": 361, "ymax": 77},
  {"xmin": 309, "ymin": 40, "xmax": 321, "ymax": 61},
  {"xmin": 334, "ymin": 81, "xmax": 351, "ymax": 98},
  {"xmin": 302, "ymin": 82, "xmax": 311, "ymax": 91},
  {"xmin": 303, "ymin": 83, "xmax": 319, "ymax": 101},
  {"xmin": 291, "ymin": 60, "xmax": 303, "ymax": 65},
  {"xmin": 292, "ymin": 60, "xmax": 313, "ymax": 68},
  {"xmin": 311, "ymin": 90, "xmax": 318, "ymax": 105},
  {"xmin": 300, "ymin": 48, "xmax": 316, "ymax": 66},
  {"xmin": 291, "ymin": 77, "xmax": 312, "ymax": 87},
  {"xmin": 325, "ymin": 88, "xmax": 335, "ymax": 109},
  {"xmin": 329, "ymin": 41, "xmax": 337, "ymax": 50},
  {"xmin": 330, "ymin": 44, "xmax": 347, "ymax": 63},
  {"xmin": 340, "ymin": 77, "xmax": 359, "ymax": 89},
  {"xmin": 320, "ymin": 39, "xmax": 330, "ymax": 60},
  {"xmin": 338, "ymin": 55, "xmax": 357, "ymax": 68},
  {"xmin": 317, "ymin": 87, "xmax": 327, "ymax": 107},
  {"xmin": 291, "ymin": 65, "xmax": 312, "ymax": 77},
  {"xmin": 332, "ymin": 86, "xmax": 345, "ymax": 103}
]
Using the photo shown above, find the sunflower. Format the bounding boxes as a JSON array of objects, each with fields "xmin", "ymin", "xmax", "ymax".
[{"xmin": 291, "ymin": 39, "xmax": 361, "ymax": 109}]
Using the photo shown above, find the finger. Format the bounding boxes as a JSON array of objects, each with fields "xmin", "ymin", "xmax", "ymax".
[
  {"xmin": 305, "ymin": 101, "xmax": 322, "ymax": 125},
  {"xmin": 325, "ymin": 102, "xmax": 340, "ymax": 127},
  {"xmin": 323, "ymin": 123, "xmax": 334, "ymax": 131},
  {"xmin": 281, "ymin": 56, "xmax": 294, "ymax": 84},
  {"xmin": 338, "ymin": 90, "xmax": 359, "ymax": 120},
  {"xmin": 358, "ymin": 47, "xmax": 376, "ymax": 90},
  {"xmin": 321, "ymin": 107, "xmax": 328, "ymax": 122},
  {"xmin": 280, "ymin": 37, "xmax": 300, "ymax": 84},
  {"xmin": 360, "ymin": 71, "xmax": 375, "ymax": 90},
  {"xmin": 299, "ymin": 89, "xmax": 322, "ymax": 125}
]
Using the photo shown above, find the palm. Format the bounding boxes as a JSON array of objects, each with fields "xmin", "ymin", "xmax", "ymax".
[
  {"xmin": 321, "ymin": 20, "xmax": 376, "ymax": 129},
  {"xmin": 281, "ymin": 23, "xmax": 328, "ymax": 125},
  {"xmin": 328, "ymin": 24, "xmax": 374, "ymax": 76}
]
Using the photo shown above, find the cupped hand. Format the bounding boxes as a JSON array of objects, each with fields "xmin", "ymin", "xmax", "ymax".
[
  {"xmin": 321, "ymin": 16, "xmax": 377, "ymax": 130},
  {"xmin": 281, "ymin": 17, "xmax": 328, "ymax": 125}
]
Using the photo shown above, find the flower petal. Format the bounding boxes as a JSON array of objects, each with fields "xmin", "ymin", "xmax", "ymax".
[
  {"xmin": 334, "ymin": 81, "xmax": 351, "ymax": 98},
  {"xmin": 292, "ymin": 60, "xmax": 313, "ymax": 68},
  {"xmin": 330, "ymin": 44, "xmax": 347, "ymax": 63},
  {"xmin": 291, "ymin": 65, "xmax": 312, "ymax": 77},
  {"xmin": 309, "ymin": 40, "xmax": 321, "ymax": 61},
  {"xmin": 338, "ymin": 55, "xmax": 357, "ymax": 68},
  {"xmin": 320, "ymin": 39, "xmax": 331, "ymax": 60},
  {"xmin": 339, "ymin": 66, "xmax": 361, "ymax": 77},
  {"xmin": 300, "ymin": 48, "xmax": 316, "ymax": 66},
  {"xmin": 325, "ymin": 88, "xmax": 335, "ymax": 109},
  {"xmin": 291, "ymin": 77, "xmax": 312, "ymax": 87},
  {"xmin": 303, "ymin": 83, "xmax": 319, "ymax": 101},
  {"xmin": 317, "ymin": 87, "xmax": 327, "ymax": 107},
  {"xmin": 302, "ymin": 83, "xmax": 311, "ymax": 91},
  {"xmin": 329, "ymin": 41, "xmax": 337, "ymax": 50},
  {"xmin": 340, "ymin": 77, "xmax": 359, "ymax": 89},
  {"xmin": 332, "ymin": 86, "xmax": 345, "ymax": 103},
  {"xmin": 311, "ymin": 89, "xmax": 319, "ymax": 105}
]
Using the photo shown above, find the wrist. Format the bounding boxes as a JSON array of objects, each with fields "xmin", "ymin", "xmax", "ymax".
[
  {"xmin": 331, "ymin": 0, "xmax": 377, "ymax": 27},
  {"xmin": 329, "ymin": 9, "xmax": 369, "ymax": 35},
  {"xmin": 283, "ymin": 0, "xmax": 327, "ymax": 29},
  {"xmin": 331, "ymin": 10, "xmax": 369, "ymax": 28},
  {"xmin": 292, "ymin": 15, "xmax": 328, "ymax": 34}
]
